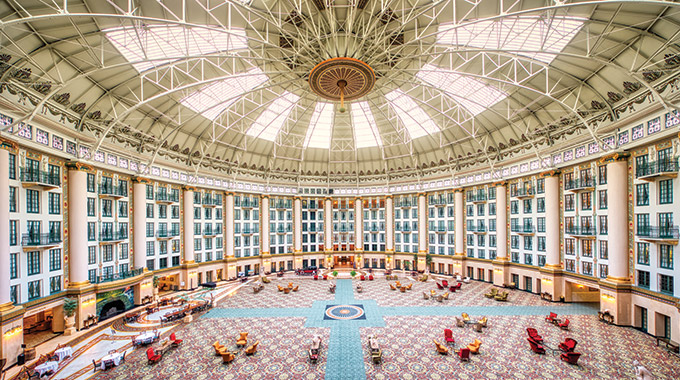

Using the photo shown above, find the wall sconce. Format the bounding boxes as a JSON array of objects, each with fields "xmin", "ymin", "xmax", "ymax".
[
  {"xmin": 601, "ymin": 294, "xmax": 615, "ymax": 301},
  {"xmin": 4, "ymin": 326, "xmax": 22, "ymax": 337},
  {"xmin": 83, "ymin": 297, "xmax": 96, "ymax": 306},
  {"xmin": 541, "ymin": 278, "xmax": 552, "ymax": 283},
  {"xmin": 494, "ymin": 268, "xmax": 503, "ymax": 273},
  {"xmin": 141, "ymin": 282, "xmax": 152, "ymax": 288},
  {"xmin": 454, "ymin": 263, "xmax": 462, "ymax": 267}
]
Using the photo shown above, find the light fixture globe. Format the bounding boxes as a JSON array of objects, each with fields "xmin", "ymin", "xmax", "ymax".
[{"xmin": 309, "ymin": 57, "xmax": 376, "ymax": 112}]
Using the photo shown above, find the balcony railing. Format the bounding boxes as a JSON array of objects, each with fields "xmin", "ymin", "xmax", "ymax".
[
  {"xmin": 99, "ymin": 230, "xmax": 127, "ymax": 242},
  {"xmin": 468, "ymin": 225, "xmax": 487, "ymax": 233},
  {"xmin": 156, "ymin": 229, "xmax": 171, "ymax": 238},
  {"xmin": 429, "ymin": 197, "xmax": 448, "ymax": 206},
  {"xmin": 21, "ymin": 233, "xmax": 62, "ymax": 247},
  {"xmin": 635, "ymin": 159, "xmax": 679, "ymax": 179},
  {"xmin": 155, "ymin": 192, "xmax": 175, "ymax": 203},
  {"xmin": 274, "ymin": 201, "xmax": 291, "ymax": 209},
  {"xmin": 276, "ymin": 226, "xmax": 293, "ymax": 233},
  {"xmin": 515, "ymin": 188, "xmax": 534, "ymax": 198},
  {"xmin": 203, "ymin": 228, "xmax": 216, "ymax": 236},
  {"xmin": 396, "ymin": 201, "xmax": 413, "ymax": 208},
  {"xmin": 565, "ymin": 224, "xmax": 596, "ymax": 236},
  {"xmin": 239, "ymin": 199, "xmax": 258, "ymax": 208},
  {"xmin": 98, "ymin": 184, "xmax": 127, "ymax": 197},
  {"xmin": 511, "ymin": 225, "xmax": 535, "ymax": 234},
  {"xmin": 564, "ymin": 177, "xmax": 596, "ymax": 191},
  {"xmin": 636, "ymin": 225, "xmax": 679, "ymax": 240},
  {"xmin": 20, "ymin": 168, "xmax": 60, "ymax": 187},
  {"xmin": 93, "ymin": 268, "xmax": 144, "ymax": 284},
  {"xmin": 468, "ymin": 193, "xmax": 487, "ymax": 203}
]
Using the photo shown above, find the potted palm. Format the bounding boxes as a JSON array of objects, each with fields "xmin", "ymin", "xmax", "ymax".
[
  {"xmin": 63, "ymin": 297, "xmax": 78, "ymax": 336},
  {"xmin": 152, "ymin": 276, "xmax": 160, "ymax": 295},
  {"xmin": 350, "ymin": 270, "xmax": 357, "ymax": 278},
  {"xmin": 332, "ymin": 270, "xmax": 338, "ymax": 278}
]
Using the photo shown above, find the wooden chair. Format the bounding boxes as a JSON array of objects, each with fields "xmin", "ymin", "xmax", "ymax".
[
  {"xmin": 433, "ymin": 339, "xmax": 449, "ymax": 355},
  {"xmin": 400, "ymin": 287, "xmax": 406, "ymax": 293},
  {"xmin": 436, "ymin": 294, "xmax": 444, "ymax": 302},
  {"xmin": 236, "ymin": 332, "xmax": 248, "ymax": 347},
  {"xmin": 495, "ymin": 291, "xmax": 509, "ymax": 301},
  {"xmin": 288, "ymin": 282, "xmax": 294, "ymax": 289},
  {"xmin": 477, "ymin": 316, "xmax": 488, "ymax": 327},
  {"xmin": 462, "ymin": 313, "xmax": 471, "ymax": 323},
  {"xmin": 389, "ymin": 283, "xmax": 396, "ymax": 290},
  {"xmin": 484, "ymin": 288, "xmax": 498, "ymax": 298},
  {"xmin": 220, "ymin": 350, "xmax": 236, "ymax": 364},
  {"xmin": 245, "ymin": 341, "xmax": 259, "ymax": 355},
  {"xmin": 405, "ymin": 283, "xmax": 413, "ymax": 290},
  {"xmin": 442, "ymin": 292, "xmax": 449, "ymax": 300},
  {"xmin": 422, "ymin": 292, "xmax": 430, "ymax": 300},
  {"xmin": 213, "ymin": 341, "xmax": 226, "ymax": 355},
  {"xmin": 92, "ymin": 360, "xmax": 101, "ymax": 373},
  {"xmin": 395, "ymin": 281, "xmax": 401, "ymax": 288},
  {"xmin": 283, "ymin": 287, "xmax": 291, "ymax": 294},
  {"xmin": 455, "ymin": 316, "xmax": 465, "ymax": 328},
  {"xmin": 292, "ymin": 285, "xmax": 299, "ymax": 292},
  {"xmin": 371, "ymin": 349, "xmax": 382, "ymax": 364},
  {"xmin": 467, "ymin": 339, "xmax": 482, "ymax": 354},
  {"xmin": 277, "ymin": 285, "xmax": 284, "ymax": 292}
]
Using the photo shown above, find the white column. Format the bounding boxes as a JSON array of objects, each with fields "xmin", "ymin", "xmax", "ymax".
[
  {"xmin": 607, "ymin": 158, "xmax": 630, "ymax": 281},
  {"xmin": 183, "ymin": 188, "xmax": 195, "ymax": 263},
  {"xmin": 418, "ymin": 193, "xmax": 427, "ymax": 253},
  {"xmin": 260, "ymin": 196, "xmax": 270, "ymax": 254},
  {"xmin": 454, "ymin": 190, "xmax": 465, "ymax": 255},
  {"xmin": 324, "ymin": 198, "xmax": 332, "ymax": 251},
  {"xmin": 355, "ymin": 197, "xmax": 363, "ymax": 251},
  {"xmin": 132, "ymin": 181, "xmax": 147, "ymax": 270},
  {"xmin": 225, "ymin": 193, "xmax": 235, "ymax": 257},
  {"xmin": 385, "ymin": 196, "xmax": 394, "ymax": 252},
  {"xmin": 495, "ymin": 184, "xmax": 508, "ymax": 259},
  {"xmin": 68, "ymin": 166, "xmax": 89, "ymax": 284},
  {"xmin": 545, "ymin": 174, "xmax": 561, "ymax": 268},
  {"xmin": 293, "ymin": 197, "xmax": 302, "ymax": 252},
  {"xmin": 0, "ymin": 149, "xmax": 11, "ymax": 308}
]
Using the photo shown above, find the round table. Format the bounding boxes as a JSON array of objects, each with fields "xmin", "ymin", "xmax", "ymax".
[
  {"xmin": 54, "ymin": 346, "xmax": 73, "ymax": 361},
  {"xmin": 34, "ymin": 361, "xmax": 58, "ymax": 376},
  {"xmin": 134, "ymin": 331, "xmax": 158, "ymax": 345},
  {"xmin": 100, "ymin": 352, "xmax": 122, "ymax": 370}
]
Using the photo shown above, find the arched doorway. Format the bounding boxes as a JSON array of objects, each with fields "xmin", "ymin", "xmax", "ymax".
[{"xmin": 99, "ymin": 300, "xmax": 126, "ymax": 321}]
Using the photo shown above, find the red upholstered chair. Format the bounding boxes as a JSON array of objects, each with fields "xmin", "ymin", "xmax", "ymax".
[
  {"xmin": 442, "ymin": 280, "xmax": 449, "ymax": 287},
  {"xmin": 560, "ymin": 352, "xmax": 581, "ymax": 364},
  {"xmin": 436, "ymin": 282, "xmax": 444, "ymax": 290},
  {"xmin": 444, "ymin": 329, "xmax": 455, "ymax": 345},
  {"xmin": 527, "ymin": 338, "xmax": 546, "ymax": 354},
  {"xmin": 170, "ymin": 332, "xmax": 182, "ymax": 346},
  {"xmin": 323, "ymin": 274, "xmax": 328, "ymax": 280},
  {"xmin": 454, "ymin": 283, "xmax": 462, "ymax": 289},
  {"xmin": 526, "ymin": 328, "xmax": 543, "ymax": 342},
  {"xmin": 546, "ymin": 312, "xmax": 558, "ymax": 324},
  {"xmin": 368, "ymin": 274, "xmax": 374, "ymax": 281},
  {"xmin": 146, "ymin": 348, "xmax": 162, "ymax": 364},
  {"xmin": 558, "ymin": 338, "xmax": 577, "ymax": 352},
  {"xmin": 314, "ymin": 275, "xmax": 318, "ymax": 280},
  {"xmin": 449, "ymin": 286, "xmax": 456, "ymax": 293},
  {"xmin": 360, "ymin": 275, "xmax": 366, "ymax": 281},
  {"xmin": 558, "ymin": 319, "xmax": 570, "ymax": 330},
  {"xmin": 458, "ymin": 347, "xmax": 470, "ymax": 361}
]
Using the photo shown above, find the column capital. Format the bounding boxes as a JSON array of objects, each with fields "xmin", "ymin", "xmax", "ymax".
[
  {"xmin": 417, "ymin": 192, "xmax": 426, "ymax": 197},
  {"xmin": 324, "ymin": 196, "xmax": 333, "ymax": 201},
  {"xmin": 492, "ymin": 180, "xmax": 507, "ymax": 187},
  {"xmin": 260, "ymin": 194, "xmax": 270, "ymax": 199},
  {"xmin": 132, "ymin": 176, "xmax": 153, "ymax": 184},
  {"xmin": 453, "ymin": 188, "xmax": 465, "ymax": 193},
  {"xmin": 181, "ymin": 185, "xmax": 197, "ymax": 191},
  {"xmin": 354, "ymin": 196, "xmax": 362, "ymax": 201},
  {"xmin": 65, "ymin": 160, "xmax": 94, "ymax": 171},
  {"xmin": 293, "ymin": 195, "xmax": 302, "ymax": 200},
  {"xmin": 599, "ymin": 151, "xmax": 630, "ymax": 164},
  {"xmin": 385, "ymin": 194, "xmax": 393, "ymax": 199},
  {"xmin": 539, "ymin": 170, "xmax": 561, "ymax": 178},
  {"xmin": 0, "ymin": 136, "xmax": 18, "ymax": 152},
  {"xmin": 225, "ymin": 191, "xmax": 235, "ymax": 196}
]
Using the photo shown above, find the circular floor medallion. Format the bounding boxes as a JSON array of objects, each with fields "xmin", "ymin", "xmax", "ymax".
[{"xmin": 324, "ymin": 304, "xmax": 365, "ymax": 320}]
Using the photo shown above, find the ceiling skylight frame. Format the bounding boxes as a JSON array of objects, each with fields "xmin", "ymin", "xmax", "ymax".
[
  {"xmin": 384, "ymin": 89, "xmax": 439, "ymax": 140},
  {"xmin": 104, "ymin": 24, "xmax": 249, "ymax": 72},
  {"xmin": 437, "ymin": 15, "xmax": 586, "ymax": 64},
  {"xmin": 304, "ymin": 102, "xmax": 334, "ymax": 149},
  {"xmin": 180, "ymin": 67, "xmax": 268, "ymax": 120},
  {"xmin": 246, "ymin": 91, "xmax": 301, "ymax": 141},
  {"xmin": 351, "ymin": 101, "xmax": 382, "ymax": 148},
  {"xmin": 416, "ymin": 64, "xmax": 508, "ymax": 116}
]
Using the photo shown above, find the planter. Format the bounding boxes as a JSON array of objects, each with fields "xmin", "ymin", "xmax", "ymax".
[{"xmin": 64, "ymin": 315, "xmax": 76, "ymax": 336}]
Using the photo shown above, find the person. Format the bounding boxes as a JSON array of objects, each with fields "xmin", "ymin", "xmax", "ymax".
[
  {"xmin": 633, "ymin": 360, "xmax": 653, "ymax": 380},
  {"xmin": 356, "ymin": 284, "xmax": 363, "ymax": 293}
]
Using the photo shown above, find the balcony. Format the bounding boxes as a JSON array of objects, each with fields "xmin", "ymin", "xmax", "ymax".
[
  {"xmin": 98, "ymin": 184, "xmax": 126, "ymax": 199},
  {"xmin": 565, "ymin": 224, "xmax": 596, "ymax": 238},
  {"xmin": 93, "ymin": 268, "xmax": 144, "ymax": 284},
  {"xmin": 240, "ymin": 228, "xmax": 254, "ymax": 235},
  {"xmin": 155, "ymin": 192, "xmax": 176, "ymax": 204},
  {"xmin": 203, "ymin": 228, "xmax": 216, "ymax": 237},
  {"xmin": 397, "ymin": 201, "xmax": 413, "ymax": 209},
  {"xmin": 99, "ymin": 230, "xmax": 127, "ymax": 243},
  {"xmin": 21, "ymin": 233, "xmax": 61, "ymax": 248},
  {"xmin": 156, "ymin": 229, "xmax": 173, "ymax": 240},
  {"xmin": 564, "ymin": 177, "xmax": 596, "ymax": 192},
  {"xmin": 240, "ymin": 199, "xmax": 257, "ymax": 209},
  {"xmin": 20, "ymin": 168, "xmax": 60, "ymax": 189},
  {"xmin": 468, "ymin": 193, "xmax": 487, "ymax": 204},
  {"xmin": 430, "ymin": 198, "xmax": 448, "ymax": 207},
  {"xmin": 397, "ymin": 225, "xmax": 412, "ymax": 233},
  {"xmin": 515, "ymin": 188, "xmax": 534, "ymax": 199},
  {"xmin": 435, "ymin": 226, "xmax": 449, "ymax": 234},
  {"xmin": 469, "ymin": 225, "xmax": 487, "ymax": 234},
  {"xmin": 636, "ymin": 159, "xmax": 679, "ymax": 181},
  {"xmin": 636, "ymin": 225, "xmax": 679, "ymax": 243},
  {"xmin": 512, "ymin": 225, "xmax": 535, "ymax": 235},
  {"xmin": 276, "ymin": 226, "xmax": 292, "ymax": 234},
  {"xmin": 274, "ymin": 201, "xmax": 290, "ymax": 210}
]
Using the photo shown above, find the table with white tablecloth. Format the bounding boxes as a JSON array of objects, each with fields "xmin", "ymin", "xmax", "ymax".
[
  {"xmin": 100, "ymin": 352, "xmax": 123, "ymax": 370},
  {"xmin": 133, "ymin": 331, "xmax": 158, "ymax": 345},
  {"xmin": 35, "ymin": 361, "xmax": 59, "ymax": 376},
  {"xmin": 54, "ymin": 346, "xmax": 73, "ymax": 361}
]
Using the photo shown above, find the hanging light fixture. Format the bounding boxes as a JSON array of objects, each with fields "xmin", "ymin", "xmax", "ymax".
[{"xmin": 309, "ymin": 57, "xmax": 375, "ymax": 113}]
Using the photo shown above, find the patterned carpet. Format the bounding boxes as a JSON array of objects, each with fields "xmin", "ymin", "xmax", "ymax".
[
  {"xmin": 94, "ymin": 317, "xmax": 329, "ymax": 380},
  {"xmin": 68, "ymin": 278, "xmax": 680, "ymax": 379},
  {"xmin": 352, "ymin": 278, "xmax": 569, "ymax": 308}
]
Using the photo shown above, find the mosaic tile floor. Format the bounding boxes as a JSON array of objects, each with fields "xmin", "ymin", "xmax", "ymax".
[{"xmin": 37, "ymin": 277, "xmax": 680, "ymax": 379}]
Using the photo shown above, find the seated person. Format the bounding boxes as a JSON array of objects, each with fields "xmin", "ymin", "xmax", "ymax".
[
  {"xmin": 368, "ymin": 335, "xmax": 380, "ymax": 352},
  {"xmin": 356, "ymin": 284, "xmax": 363, "ymax": 292}
]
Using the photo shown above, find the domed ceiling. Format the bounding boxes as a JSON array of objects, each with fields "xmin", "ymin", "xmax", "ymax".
[{"xmin": 0, "ymin": 0, "xmax": 679, "ymax": 184}]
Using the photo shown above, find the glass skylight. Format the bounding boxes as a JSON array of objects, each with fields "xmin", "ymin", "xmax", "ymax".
[
  {"xmin": 246, "ymin": 91, "xmax": 300, "ymax": 141},
  {"xmin": 437, "ymin": 16, "xmax": 585, "ymax": 63},
  {"xmin": 104, "ymin": 25, "xmax": 248, "ymax": 72},
  {"xmin": 384, "ymin": 89, "xmax": 439, "ymax": 139},
  {"xmin": 351, "ymin": 102, "xmax": 382, "ymax": 148},
  {"xmin": 416, "ymin": 64, "xmax": 507, "ymax": 115},
  {"xmin": 180, "ymin": 67, "xmax": 268, "ymax": 120},
  {"xmin": 304, "ymin": 102, "xmax": 334, "ymax": 149}
]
